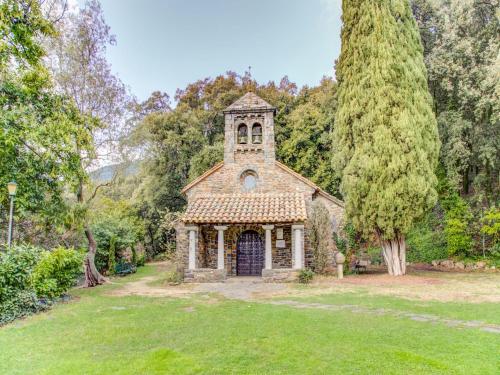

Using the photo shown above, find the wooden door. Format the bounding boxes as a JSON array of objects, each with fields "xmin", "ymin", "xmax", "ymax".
[{"xmin": 237, "ymin": 231, "xmax": 264, "ymax": 276}]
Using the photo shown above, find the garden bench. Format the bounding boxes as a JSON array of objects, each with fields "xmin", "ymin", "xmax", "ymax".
[{"xmin": 353, "ymin": 259, "xmax": 369, "ymax": 273}]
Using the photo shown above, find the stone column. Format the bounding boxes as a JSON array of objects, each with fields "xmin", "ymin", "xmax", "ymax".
[
  {"xmin": 292, "ymin": 224, "xmax": 304, "ymax": 269},
  {"xmin": 262, "ymin": 225, "xmax": 274, "ymax": 269},
  {"xmin": 186, "ymin": 226, "xmax": 198, "ymax": 270},
  {"xmin": 214, "ymin": 225, "xmax": 228, "ymax": 270}
]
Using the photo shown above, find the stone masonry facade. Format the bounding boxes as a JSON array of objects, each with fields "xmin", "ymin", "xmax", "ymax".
[{"xmin": 177, "ymin": 93, "xmax": 344, "ymax": 282}]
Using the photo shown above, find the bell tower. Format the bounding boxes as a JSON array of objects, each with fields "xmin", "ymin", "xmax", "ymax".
[{"xmin": 222, "ymin": 92, "xmax": 276, "ymax": 165}]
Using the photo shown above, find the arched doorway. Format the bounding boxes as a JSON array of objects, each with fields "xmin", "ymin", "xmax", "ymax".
[{"xmin": 237, "ymin": 230, "xmax": 264, "ymax": 276}]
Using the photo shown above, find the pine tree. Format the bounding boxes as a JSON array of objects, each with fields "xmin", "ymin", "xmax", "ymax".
[{"xmin": 333, "ymin": 0, "xmax": 440, "ymax": 275}]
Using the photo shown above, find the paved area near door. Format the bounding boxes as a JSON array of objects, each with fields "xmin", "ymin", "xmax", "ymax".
[{"xmin": 195, "ymin": 276, "xmax": 287, "ymax": 299}]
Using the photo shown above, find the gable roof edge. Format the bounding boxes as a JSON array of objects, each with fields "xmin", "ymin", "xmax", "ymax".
[
  {"xmin": 274, "ymin": 161, "xmax": 344, "ymax": 207},
  {"xmin": 223, "ymin": 92, "xmax": 276, "ymax": 113},
  {"xmin": 180, "ymin": 162, "xmax": 224, "ymax": 194}
]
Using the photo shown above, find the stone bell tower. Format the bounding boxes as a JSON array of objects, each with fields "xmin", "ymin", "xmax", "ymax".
[{"xmin": 222, "ymin": 92, "xmax": 276, "ymax": 165}]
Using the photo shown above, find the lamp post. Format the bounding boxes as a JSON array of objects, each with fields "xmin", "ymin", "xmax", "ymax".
[{"xmin": 7, "ymin": 181, "xmax": 17, "ymax": 247}]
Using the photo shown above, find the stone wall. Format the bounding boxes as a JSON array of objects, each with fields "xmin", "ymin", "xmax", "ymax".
[
  {"xmin": 185, "ymin": 154, "xmax": 317, "ymax": 199},
  {"xmin": 178, "ymin": 221, "xmax": 338, "ymax": 277},
  {"xmin": 262, "ymin": 269, "xmax": 299, "ymax": 283},
  {"xmin": 271, "ymin": 225, "xmax": 293, "ymax": 268},
  {"xmin": 431, "ymin": 259, "xmax": 495, "ymax": 271},
  {"xmin": 184, "ymin": 159, "xmax": 344, "ymax": 247},
  {"xmin": 313, "ymin": 194, "xmax": 345, "ymax": 233},
  {"xmin": 224, "ymin": 111, "xmax": 276, "ymax": 164},
  {"xmin": 198, "ymin": 223, "xmax": 294, "ymax": 276},
  {"xmin": 177, "ymin": 220, "xmax": 329, "ymax": 277},
  {"xmin": 175, "ymin": 221, "xmax": 188, "ymax": 271},
  {"xmin": 184, "ymin": 268, "xmax": 226, "ymax": 283}
]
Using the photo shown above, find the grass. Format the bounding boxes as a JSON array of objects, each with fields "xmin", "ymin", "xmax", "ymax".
[
  {"xmin": 0, "ymin": 265, "xmax": 499, "ymax": 374},
  {"xmin": 280, "ymin": 292, "xmax": 500, "ymax": 325}
]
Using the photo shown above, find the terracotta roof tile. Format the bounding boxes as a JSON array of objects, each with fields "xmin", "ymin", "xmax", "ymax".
[{"xmin": 182, "ymin": 193, "xmax": 307, "ymax": 224}]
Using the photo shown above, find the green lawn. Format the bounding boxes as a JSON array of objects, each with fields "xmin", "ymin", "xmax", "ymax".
[{"xmin": 0, "ymin": 265, "xmax": 499, "ymax": 374}]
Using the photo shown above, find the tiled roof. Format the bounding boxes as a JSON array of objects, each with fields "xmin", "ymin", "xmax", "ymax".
[
  {"xmin": 182, "ymin": 193, "xmax": 307, "ymax": 224},
  {"xmin": 223, "ymin": 92, "xmax": 275, "ymax": 113}
]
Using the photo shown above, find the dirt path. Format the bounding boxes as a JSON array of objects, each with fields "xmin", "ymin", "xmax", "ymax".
[
  {"xmin": 305, "ymin": 271, "xmax": 500, "ymax": 303},
  {"xmin": 110, "ymin": 275, "xmax": 198, "ymax": 298},
  {"xmin": 109, "ymin": 272, "xmax": 290, "ymax": 300},
  {"xmin": 109, "ymin": 263, "xmax": 500, "ymax": 303}
]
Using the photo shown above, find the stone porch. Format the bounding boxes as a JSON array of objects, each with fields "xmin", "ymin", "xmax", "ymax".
[{"xmin": 182, "ymin": 223, "xmax": 307, "ymax": 282}]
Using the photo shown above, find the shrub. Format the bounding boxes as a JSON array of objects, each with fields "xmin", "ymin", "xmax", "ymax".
[
  {"xmin": 108, "ymin": 235, "xmax": 117, "ymax": 275},
  {"xmin": 134, "ymin": 243, "xmax": 146, "ymax": 267},
  {"xmin": 131, "ymin": 245, "xmax": 137, "ymax": 265},
  {"xmin": 164, "ymin": 270, "xmax": 183, "ymax": 285},
  {"xmin": 1, "ymin": 245, "xmax": 83, "ymax": 325},
  {"xmin": 366, "ymin": 246, "xmax": 383, "ymax": 265},
  {"xmin": 298, "ymin": 269, "xmax": 314, "ymax": 284},
  {"xmin": 443, "ymin": 195, "xmax": 473, "ymax": 256},
  {"xmin": 31, "ymin": 247, "xmax": 84, "ymax": 299},
  {"xmin": 91, "ymin": 198, "xmax": 145, "ymax": 273},
  {"xmin": 0, "ymin": 244, "xmax": 43, "ymax": 302},
  {"xmin": 0, "ymin": 245, "xmax": 45, "ymax": 325},
  {"xmin": 153, "ymin": 252, "xmax": 169, "ymax": 261},
  {"xmin": 136, "ymin": 254, "xmax": 146, "ymax": 267},
  {"xmin": 481, "ymin": 207, "xmax": 500, "ymax": 257},
  {"xmin": 92, "ymin": 216, "xmax": 140, "ymax": 273},
  {"xmin": 407, "ymin": 212, "xmax": 447, "ymax": 263},
  {"xmin": 309, "ymin": 201, "xmax": 334, "ymax": 273},
  {"xmin": 445, "ymin": 218, "xmax": 473, "ymax": 256},
  {"xmin": 0, "ymin": 290, "xmax": 48, "ymax": 326}
]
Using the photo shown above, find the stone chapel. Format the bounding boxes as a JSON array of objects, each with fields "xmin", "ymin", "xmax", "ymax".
[{"xmin": 176, "ymin": 92, "xmax": 344, "ymax": 282}]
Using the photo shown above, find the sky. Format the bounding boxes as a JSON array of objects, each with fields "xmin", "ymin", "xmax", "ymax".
[{"xmin": 76, "ymin": 0, "xmax": 342, "ymax": 101}]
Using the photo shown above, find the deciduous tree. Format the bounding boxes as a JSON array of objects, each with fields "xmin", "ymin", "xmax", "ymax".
[
  {"xmin": 281, "ymin": 78, "xmax": 340, "ymax": 196},
  {"xmin": 0, "ymin": 0, "xmax": 91, "ymax": 243},
  {"xmin": 47, "ymin": 0, "xmax": 130, "ymax": 286}
]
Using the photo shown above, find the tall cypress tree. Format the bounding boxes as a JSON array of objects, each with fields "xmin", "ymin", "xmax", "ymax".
[{"xmin": 333, "ymin": 0, "xmax": 440, "ymax": 275}]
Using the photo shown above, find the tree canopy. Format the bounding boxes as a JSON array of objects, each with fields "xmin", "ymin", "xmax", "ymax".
[
  {"xmin": 333, "ymin": 0, "xmax": 440, "ymax": 275},
  {"xmin": 0, "ymin": 0, "xmax": 91, "ymax": 229}
]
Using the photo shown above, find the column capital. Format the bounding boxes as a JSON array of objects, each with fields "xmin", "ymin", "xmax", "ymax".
[
  {"xmin": 262, "ymin": 224, "xmax": 274, "ymax": 230},
  {"xmin": 185, "ymin": 225, "xmax": 199, "ymax": 232},
  {"xmin": 292, "ymin": 224, "xmax": 304, "ymax": 230},
  {"xmin": 214, "ymin": 225, "xmax": 228, "ymax": 231}
]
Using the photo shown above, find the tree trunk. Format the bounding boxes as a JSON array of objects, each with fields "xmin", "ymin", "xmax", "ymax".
[
  {"xmin": 77, "ymin": 176, "xmax": 105, "ymax": 287},
  {"xmin": 84, "ymin": 227, "xmax": 105, "ymax": 287},
  {"xmin": 378, "ymin": 232, "xmax": 407, "ymax": 276}
]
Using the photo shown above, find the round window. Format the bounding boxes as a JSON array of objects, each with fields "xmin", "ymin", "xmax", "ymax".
[
  {"xmin": 241, "ymin": 170, "xmax": 258, "ymax": 190},
  {"xmin": 243, "ymin": 174, "xmax": 257, "ymax": 190}
]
